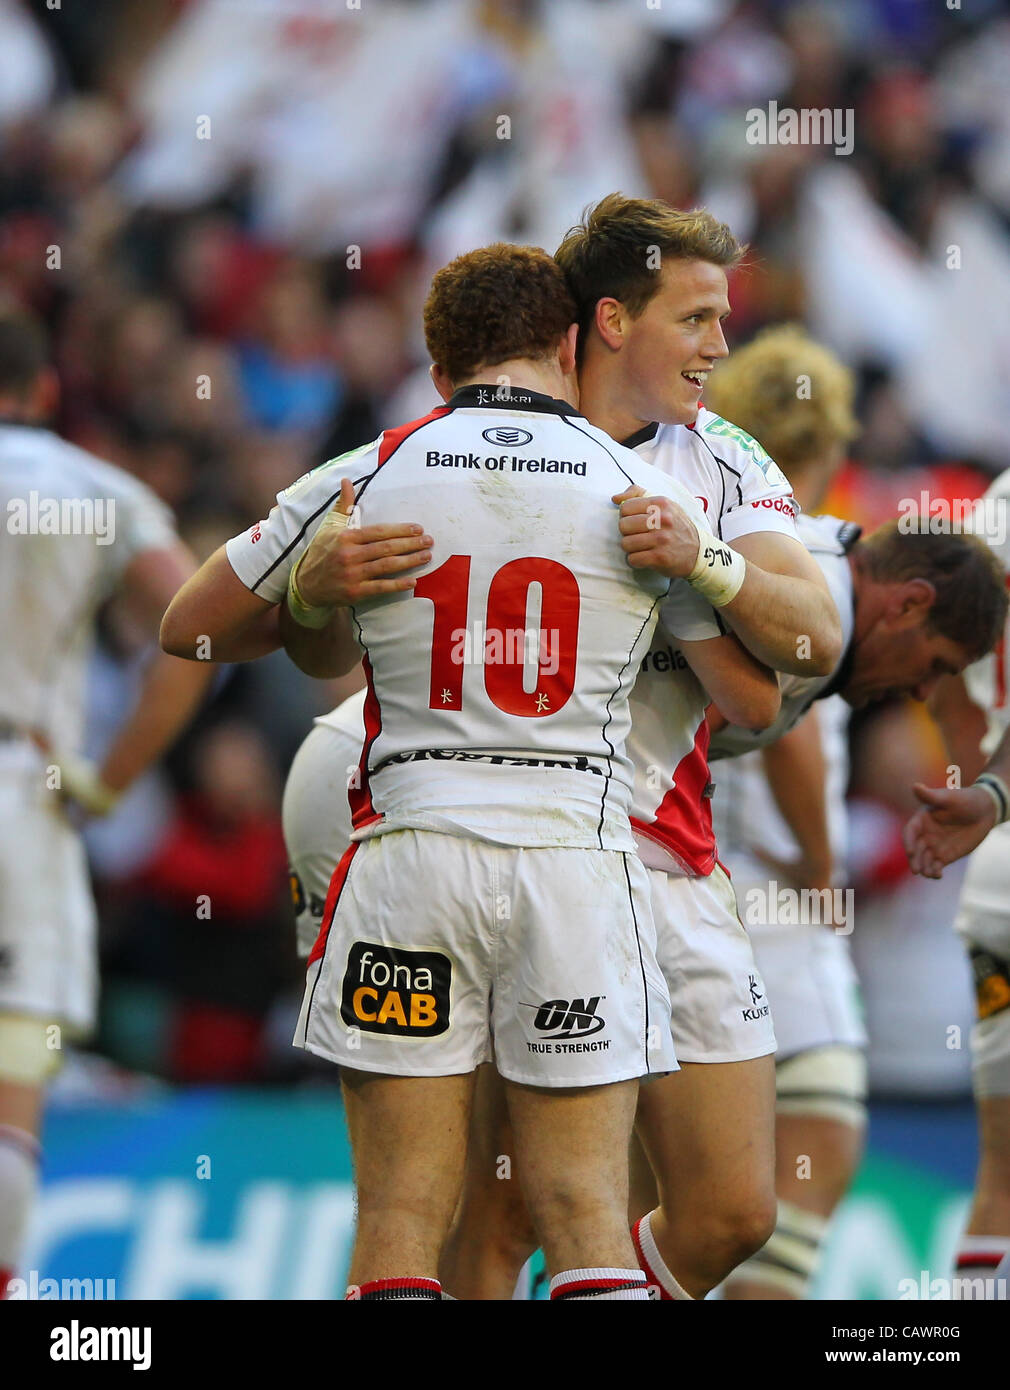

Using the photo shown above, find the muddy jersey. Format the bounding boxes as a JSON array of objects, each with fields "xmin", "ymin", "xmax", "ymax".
[
  {"xmin": 625, "ymin": 408, "xmax": 802, "ymax": 876},
  {"xmin": 227, "ymin": 386, "xmax": 717, "ymax": 850}
]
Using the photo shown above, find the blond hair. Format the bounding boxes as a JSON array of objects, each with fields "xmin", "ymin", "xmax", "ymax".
[{"xmin": 704, "ymin": 324, "xmax": 858, "ymax": 474}]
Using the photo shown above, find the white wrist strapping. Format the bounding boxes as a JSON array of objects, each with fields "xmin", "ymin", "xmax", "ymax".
[
  {"xmin": 54, "ymin": 752, "xmax": 121, "ymax": 816},
  {"xmin": 975, "ymin": 772, "xmax": 1010, "ymax": 825},
  {"xmin": 685, "ymin": 519, "xmax": 747, "ymax": 607},
  {"xmin": 286, "ymin": 505, "xmax": 352, "ymax": 628}
]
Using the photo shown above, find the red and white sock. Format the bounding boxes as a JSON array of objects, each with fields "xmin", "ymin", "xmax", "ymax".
[
  {"xmin": 549, "ymin": 1267, "xmax": 648, "ymax": 1300},
  {"xmin": 0, "ymin": 1125, "xmax": 41, "ymax": 1299},
  {"xmin": 348, "ymin": 1277, "xmax": 441, "ymax": 1301},
  {"xmin": 632, "ymin": 1211, "xmax": 694, "ymax": 1300},
  {"xmin": 954, "ymin": 1235, "xmax": 1010, "ymax": 1296}
]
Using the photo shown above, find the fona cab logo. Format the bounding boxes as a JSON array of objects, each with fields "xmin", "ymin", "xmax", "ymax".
[{"xmin": 340, "ymin": 942, "xmax": 451, "ymax": 1036}]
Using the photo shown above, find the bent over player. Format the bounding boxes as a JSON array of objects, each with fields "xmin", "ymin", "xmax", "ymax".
[{"xmin": 162, "ymin": 244, "xmax": 777, "ymax": 1300}]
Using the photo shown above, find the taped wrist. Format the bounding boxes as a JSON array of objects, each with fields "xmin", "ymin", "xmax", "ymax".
[
  {"xmin": 286, "ymin": 507, "xmax": 351, "ymax": 629},
  {"xmin": 686, "ymin": 520, "xmax": 747, "ymax": 607},
  {"xmin": 54, "ymin": 752, "xmax": 121, "ymax": 815},
  {"xmin": 975, "ymin": 772, "xmax": 1010, "ymax": 825}
]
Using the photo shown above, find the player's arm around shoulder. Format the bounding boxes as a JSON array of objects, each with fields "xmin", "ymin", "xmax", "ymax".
[
  {"xmin": 696, "ymin": 415, "xmax": 843, "ymax": 677},
  {"xmin": 728, "ymin": 528, "xmax": 842, "ymax": 677},
  {"xmin": 163, "ymin": 445, "xmax": 434, "ymax": 676},
  {"xmin": 681, "ymin": 631, "xmax": 781, "ymax": 734}
]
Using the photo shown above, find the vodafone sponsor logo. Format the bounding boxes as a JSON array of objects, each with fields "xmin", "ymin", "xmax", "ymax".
[{"xmin": 751, "ymin": 496, "xmax": 797, "ymax": 516}]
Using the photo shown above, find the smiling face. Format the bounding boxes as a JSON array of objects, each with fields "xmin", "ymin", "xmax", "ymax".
[{"xmin": 605, "ymin": 259, "xmax": 732, "ymax": 427}]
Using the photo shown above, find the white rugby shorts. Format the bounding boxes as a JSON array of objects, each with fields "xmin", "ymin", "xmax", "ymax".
[
  {"xmin": 0, "ymin": 759, "xmax": 97, "ymax": 1035},
  {"xmin": 649, "ymin": 862, "xmax": 777, "ymax": 1064},
  {"xmin": 294, "ymin": 829, "xmax": 677, "ymax": 1087}
]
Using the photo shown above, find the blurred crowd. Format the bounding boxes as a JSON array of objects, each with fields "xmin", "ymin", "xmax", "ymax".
[{"xmin": 2, "ymin": 0, "xmax": 1009, "ymax": 1089}]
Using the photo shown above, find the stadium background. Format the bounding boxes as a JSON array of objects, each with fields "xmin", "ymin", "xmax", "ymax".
[{"xmin": 3, "ymin": 0, "xmax": 1010, "ymax": 1298}]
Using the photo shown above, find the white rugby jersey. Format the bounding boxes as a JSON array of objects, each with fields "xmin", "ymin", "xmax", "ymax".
[
  {"xmin": 227, "ymin": 386, "xmax": 719, "ymax": 851},
  {"xmin": 708, "ymin": 512, "xmax": 859, "ymax": 764},
  {"xmin": 965, "ymin": 468, "xmax": 1010, "ymax": 756},
  {"xmin": 623, "ymin": 407, "xmax": 802, "ymax": 876},
  {"xmin": 0, "ymin": 423, "xmax": 177, "ymax": 758},
  {"xmin": 709, "ymin": 694, "xmax": 851, "ymax": 892}
]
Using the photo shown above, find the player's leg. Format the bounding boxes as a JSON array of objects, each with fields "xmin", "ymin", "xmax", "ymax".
[
  {"xmin": 342, "ymin": 1067, "xmax": 477, "ymax": 1289},
  {"xmin": 0, "ymin": 786, "xmax": 93, "ymax": 1297},
  {"xmin": 950, "ymin": 854, "xmax": 1010, "ymax": 1296},
  {"xmin": 631, "ymin": 866, "xmax": 777, "ymax": 1298},
  {"xmin": 635, "ymin": 1056, "xmax": 776, "ymax": 1298},
  {"xmin": 506, "ymin": 1077, "xmax": 643, "ymax": 1289},
  {"xmin": 721, "ymin": 915, "xmax": 868, "ymax": 1300},
  {"xmin": 294, "ymin": 829, "xmax": 496, "ymax": 1298},
  {"xmin": 439, "ymin": 1063, "xmax": 538, "ymax": 1299},
  {"xmin": 953, "ymin": 949, "xmax": 1010, "ymax": 1295},
  {"xmin": 492, "ymin": 846, "xmax": 678, "ymax": 1300},
  {"xmin": 0, "ymin": 1046, "xmax": 46, "ymax": 1298},
  {"xmin": 723, "ymin": 1046, "xmax": 867, "ymax": 1300},
  {"xmin": 628, "ymin": 1128, "xmax": 658, "ymax": 1222}
]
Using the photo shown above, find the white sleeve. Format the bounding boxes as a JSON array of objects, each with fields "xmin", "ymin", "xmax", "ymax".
[
  {"xmin": 643, "ymin": 468, "xmax": 724, "ymax": 642},
  {"xmin": 226, "ymin": 439, "xmax": 380, "ymax": 603},
  {"xmin": 695, "ymin": 416, "xmax": 800, "ymax": 545},
  {"xmin": 659, "ymin": 582, "xmax": 724, "ymax": 642}
]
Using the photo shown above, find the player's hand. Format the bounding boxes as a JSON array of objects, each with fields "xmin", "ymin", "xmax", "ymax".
[
  {"xmin": 613, "ymin": 485, "xmax": 701, "ymax": 578},
  {"xmin": 753, "ymin": 848, "xmax": 843, "ymax": 927},
  {"xmin": 30, "ymin": 733, "xmax": 122, "ymax": 820},
  {"xmin": 902, "ymin": 782, "xmax": 996, "ymax": 879},
  {"xmin": 295, "ymin": 477, "xmax": 434, "ymax": 606}
]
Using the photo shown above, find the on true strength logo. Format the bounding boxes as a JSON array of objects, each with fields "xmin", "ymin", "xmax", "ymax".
[
  {"xmin": 526, "ymin": 997, "xmax": 606, "ymax": 1038},
  {"xmin": 341, "ymin": 942, "xmax": 451, "ymax": 1036}
]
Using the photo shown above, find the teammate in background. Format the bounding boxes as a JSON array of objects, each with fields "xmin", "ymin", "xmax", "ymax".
[
  {"xmin": 162, "ymin": 243, "xmax": 780, "ymax": 1301},
  {"xmin": 0, "ymin": 309, "xmax": 213, "ymax": 1298},
  {"xmin": 904, "ymin": 472, "xmax": 1010, "ymax": 1295},
  {"xmin": 703, "ymin": 325, "xmax": 864, "ymax": 1299}
]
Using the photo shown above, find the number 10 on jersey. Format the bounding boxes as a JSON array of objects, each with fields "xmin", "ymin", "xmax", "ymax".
[{"xmin": 414, "ymin": 554, "xmax": 580, "ymax": 717}]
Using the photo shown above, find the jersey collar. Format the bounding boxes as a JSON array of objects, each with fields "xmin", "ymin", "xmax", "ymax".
[
  {"xmin": 814, "ymin": 635, "xmax": 856, "ymax": 703},
  {"xmin": 448, "ymin": 384, "xmax": 584, "ymax": 418},
  {"xmin": 619, "ymin": 422, "xmax": 659, "ymax": 449}
]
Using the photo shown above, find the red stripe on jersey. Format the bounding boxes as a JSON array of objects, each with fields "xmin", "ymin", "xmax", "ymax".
[
  {"xmin": 307, "ymin": 841, "xmax": 359, "ymax": 966},
  {"xmin": 343, "ymin": 407, "xmax": 449, "ymax": 828},
  {"xmin": 349, "ymin": 655, "xmax": 382, "ymax": 832},
  {"xmin": 631, "ymin": 717, "xmax": 717, "ymax": 877},
  {"xmin": 375, "ymin": 406, "xmax": 450, "ymax": 468}
]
